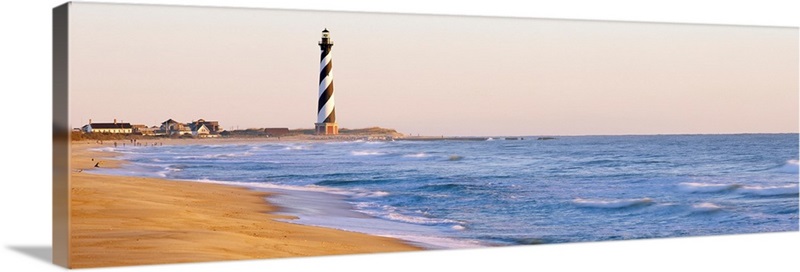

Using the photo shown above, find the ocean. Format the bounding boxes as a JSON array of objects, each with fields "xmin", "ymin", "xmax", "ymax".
[{"xmin": 93, "ymin": 134, "xmax": 799, "ymax": 248}]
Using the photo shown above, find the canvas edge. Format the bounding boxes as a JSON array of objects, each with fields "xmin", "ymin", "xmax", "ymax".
[
  {"xmin": 53, "ymin": 1, "xmax": 71, "ymax": 268},
  {"xmin": 45, "ymin": 1, "xmax": 799, "ymax": 269}
]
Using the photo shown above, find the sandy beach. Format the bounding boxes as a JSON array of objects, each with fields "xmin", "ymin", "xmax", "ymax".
[{"xmin": 68, "ymin": 139, "xmax": 420, "ymax": 268}]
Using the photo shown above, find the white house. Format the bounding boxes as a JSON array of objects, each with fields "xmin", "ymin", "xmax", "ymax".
[
  {"xmin": 191, "ymin": 123, "xmax": 210, "ymax": 137},
  {"xmin": 82, "ymin": 119, "xmax": 133, "ymax": 134}
]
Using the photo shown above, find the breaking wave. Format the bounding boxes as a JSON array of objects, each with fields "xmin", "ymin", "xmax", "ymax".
[
  {"xmin": 354, "ymin": 202, "xmax": 460, "ymax": 226},
  {"xmin": 774, "ymin": 159, "xmax": 799, "ymax": 173},
  {"xmin": 679, "ymin": 182, "xmax": 798, "ymax": 196},
  {"xmin": 351, "ymin": 150, "xmax": 385, "ymax": 156},
  {"xmin": 740, "ymin": 184, "xmax": 799, "ymax": 196},
  {"xmin": 678, "ymin": 182, "xmax": 741, "ymax": 193},
  {"xmin": 691, "ymin": 202, "xmax": 722, "ymax": 213},
  {"xmin": 403, "ymin": 152, "xmax": 429, "ymax": 158},
  {"xmin": 284, "ymin": 145, "xmax": 310, "ymax": 150},
  {"xmin": 174, "ymin": 153, "xmax": 250, "ymax": 159}
]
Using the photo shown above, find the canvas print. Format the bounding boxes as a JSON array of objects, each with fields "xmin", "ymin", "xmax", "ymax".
[{"xmin": 53, "ymin": 1, "xmax": 799, "ymax": 268}]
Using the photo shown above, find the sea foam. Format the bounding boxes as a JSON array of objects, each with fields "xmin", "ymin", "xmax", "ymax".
[
  {"xmin": 403, "ymin": 152, "xmax": 429, "ymax": 158},
  {"xmin": 678, "ymin": 182, "xmax": 741, "ymax": 193},
  {"xmin": 284, "ymin": 145, "xmax": 310, "ymax": 150},
  {"xmin": 354, "ymin": 202, "xmax": 460, "ymax": 226},
  {"xmin": 774, "ymin": 159, "xmax": 799, "ymax": 174},
  {"xmin": 174, "ymin": 153, "xmax": 246, "ymax": 159},
  {"xmin": 451, "ymin": 225, "xmax": 466, "ymax": 231},
  {"xmin": 351, "ymin": 150, "xmax": 385, "ymax": 156},
  {"xmin": 691, "ymin": 202, "xmax": 722, "ymax": 212},
  {"xmin": 740, "ymin": 184, "xmax": 799, "ymax": 196},
  {"xmin": 90, "ymin": 147, "xmax": 118, "ymax": 152}
]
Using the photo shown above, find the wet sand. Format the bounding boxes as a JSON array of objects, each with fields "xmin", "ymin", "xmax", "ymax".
[{"xmin": 68, "ymin": 141, "xmax": 420, "ymax": 268}]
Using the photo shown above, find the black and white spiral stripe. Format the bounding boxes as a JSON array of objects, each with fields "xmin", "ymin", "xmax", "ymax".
[{"xmin": 318, "ymin": 43, "xmax": 335, "ymax": 123}]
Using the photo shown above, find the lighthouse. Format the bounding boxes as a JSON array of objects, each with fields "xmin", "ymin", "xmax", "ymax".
[{"xmin": 316, "ymin": 28, "xmax": 338, "ymax": 135}]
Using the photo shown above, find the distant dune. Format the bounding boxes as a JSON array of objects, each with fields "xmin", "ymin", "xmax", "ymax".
[{"xmin": 290, "ymin": 127, "xmax": 403, "ymax": 137}]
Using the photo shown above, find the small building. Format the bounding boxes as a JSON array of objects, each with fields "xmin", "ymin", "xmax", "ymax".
[
  {"xmin": 264, "ymin": 128, "xmax": 290, "ymax": 137},
  {"xmin": 160, "ymin": 119, "xmax": 181, "ymax": 133},
  {"xmin": 220, "ymin": 129, "xmax": 267, "ymax": 137},
  {"xmin": 132, "ymin": 124, "xmax": 157, "ymax": 136},
  {"xmin": 191, "ymin": 123, "xmax": 210, "ymax": 137},
  {"xmin": 131, "ymin": 124, "xmax": 152, "ymax": 136},
  {"xmin": 82, "ymin": 119, "xmax": 133, "ymax": 134},
  {"xmin": 190, "ymin": 119, "xmax": 221, "ymax": 133},
  {"xmin": 160, "ymin": 119, "xmax": 192, "ymax": 136},
  {"xmin": 157, "ymin": 118, "xmax": 222, "ymax": 138},
  {"xmin": 189, "ymin": 118, "xmax": 222, "ymax": 137},
  {"xmin": 150, "ymin": 126, "xmax": 167, "ymax": 136},
  {"xmin": 189, "ymin": 123, "xmax": 220, "ymax": 138}
]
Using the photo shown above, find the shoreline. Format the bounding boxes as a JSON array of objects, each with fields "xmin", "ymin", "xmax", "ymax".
[{"xmin": 69, "ymin": 141, "xmax": 421, "ymax": 268}]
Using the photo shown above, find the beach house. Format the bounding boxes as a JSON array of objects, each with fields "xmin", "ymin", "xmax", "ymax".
[
  {"xmin": 159, "ymin": 119, "xmax": 191, "ymax": 136},
  {"xmin": 157, "ymin": 118, "xmax": 222, "ymax": 137},
  {"xmin": 189, "ymin": 119, "xmax": 222, "ymax": 138},
  {"xmin": 131, "ymin": 124, "xmax": 158, "ymax": 136},
  {"xmin": 190, "ymin": 119, "xmax": 221, "ymax": 132},
  {"xmin": 82, "ymin": 119, "xmax": 133, "ymax": 134}
]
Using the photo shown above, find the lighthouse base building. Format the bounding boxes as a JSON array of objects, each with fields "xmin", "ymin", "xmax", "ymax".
[{"xmin": 315, "ymin": 122, "xmax": 338, "ymax": 135}]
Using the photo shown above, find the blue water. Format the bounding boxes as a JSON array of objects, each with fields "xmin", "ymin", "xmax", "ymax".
[{"xmin": 93, "ymin": 134, "xmax": 799, "ymax": 248}]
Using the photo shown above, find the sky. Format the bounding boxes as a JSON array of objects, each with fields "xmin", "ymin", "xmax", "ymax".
[{"xmin": 68, "ymin": 2, "xmax": 799, "ymax": 136}]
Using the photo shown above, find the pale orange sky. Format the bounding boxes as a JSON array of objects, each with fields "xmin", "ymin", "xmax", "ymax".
[{"xmin": 68, "ymin": 2, "xmax": 798, "ymax": 136}]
